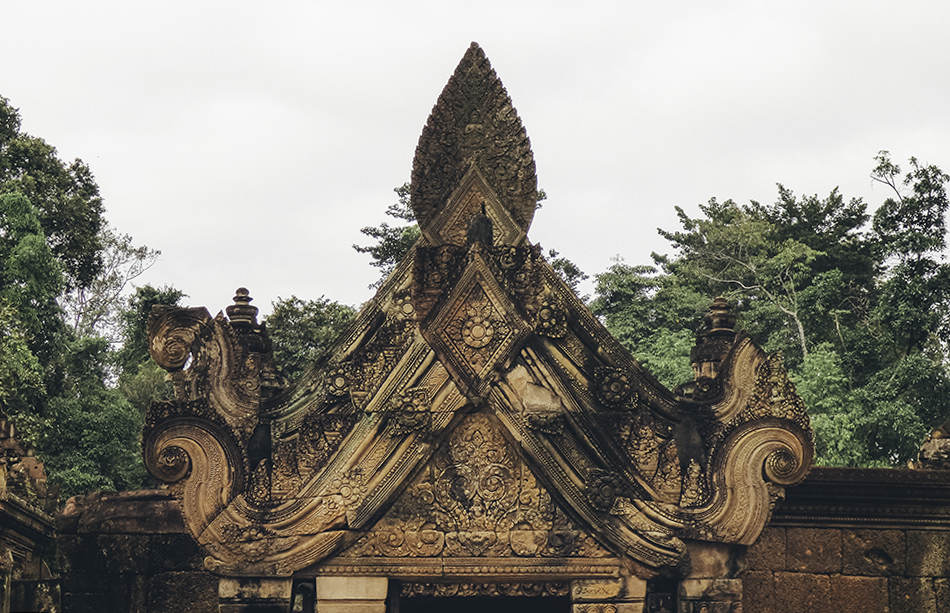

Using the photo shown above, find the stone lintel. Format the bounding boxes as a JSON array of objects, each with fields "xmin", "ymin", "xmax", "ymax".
[
  {"xmin": 571, "ymin": 576, "xmax": 647, "ymax": 602},
  {"xmin": 317, "ymin": 556, "xmax": 623, "ymax": 581},
  {"xmin": 315, "ymin": 576, "xmax": 389, "ymax": 600}
]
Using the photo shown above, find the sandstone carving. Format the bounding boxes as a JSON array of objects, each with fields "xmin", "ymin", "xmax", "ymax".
[{"xmin": 142, "ymin": 42, "xmax": 813, "ymax": 584}]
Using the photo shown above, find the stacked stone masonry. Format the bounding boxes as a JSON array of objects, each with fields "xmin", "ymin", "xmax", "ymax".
[{"xmin": 743, "ymin": 467, "xmax": 950, "ymax": 613}]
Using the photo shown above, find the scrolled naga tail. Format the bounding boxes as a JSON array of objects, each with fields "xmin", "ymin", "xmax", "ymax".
[
  {"xmin": 702, "ymin": 418, "xmax": 812, "ymax": 544},
  {"xmin": 143, "ymin": 414, "xmax": 246, "ymax": 540},
  {"xmin": 147, "ymin": 305, "xmax": 213, "ymax": 371}
]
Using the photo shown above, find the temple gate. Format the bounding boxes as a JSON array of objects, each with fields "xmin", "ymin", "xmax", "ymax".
[{"xmin": 141, "ymin": 43, "xmax": 813, "ymax": 612}]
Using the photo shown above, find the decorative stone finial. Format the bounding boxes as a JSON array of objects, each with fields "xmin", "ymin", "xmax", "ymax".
[
  {"xmin": 411, "ymin": 42, "xmax": 537, "ymax": 240},
  {"xmin": 705, "ymin": 296, "xmax": 737, "ymax": 333},
  {"xmin": 690, "ymin": 297, "xmax": 738, "ymax": 380},
  {"xmin": 226, "ymin": 287, "xmax": 259, "ymax": 328}
]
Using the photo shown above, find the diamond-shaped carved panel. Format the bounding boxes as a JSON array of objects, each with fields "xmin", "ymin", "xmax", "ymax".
[
  {"xmin": 423, "ymin": 251, "xmax": 530, "ymax": 396},
  {"xmin": 423, "ymin": 165, "xmax": 525, "ymax": 247}
]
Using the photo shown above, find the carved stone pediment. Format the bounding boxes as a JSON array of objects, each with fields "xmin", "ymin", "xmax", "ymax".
[{"xmin": 142, "ymin": 42, "xmax": 813, "ymax": 580}]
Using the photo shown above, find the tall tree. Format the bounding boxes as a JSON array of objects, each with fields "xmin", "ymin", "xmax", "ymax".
[
  {"xmin": 353, "ymin": 183, "xmax": 419, "ymax": 287},
  {"xmin": 596, "ymin": 154, "xmax": 950, "ymax": 467},
  {"xmin": 264, "ymin": 296, "xmax": 356, "ymax": 381},
  {"xmin": 0, "ymin": 95, "xmax": 170, "ymax": 497},
  {"xmin": 0, "ymin": 96, "xmax": 105, "ymax": 290},
  {"xmin": 60, "ymin": 228, "xmax": 160, "ymax": 343}
]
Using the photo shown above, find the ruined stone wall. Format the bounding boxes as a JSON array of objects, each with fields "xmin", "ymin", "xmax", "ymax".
[
  {"xmin": 55, "ymin": 490, "xmax": 217, "ymax": 613},
  {"xmin": 742, "ymin": 467, "xmax": 950, "ymax": 613},
  {"xmin": 43, "ymin": 473, "xmax": 950, "ymax": 612}
]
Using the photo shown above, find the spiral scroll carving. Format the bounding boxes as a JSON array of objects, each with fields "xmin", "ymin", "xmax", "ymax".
[
  {"xmin": 147, "ymin": 306, "xmax": 213, "ymax": 371},
  {"xmin": 154, "ymin": 445, "xmax": 189, "ymax": 482},
  {"xmin": 765, "ymin": 448, "xmax": 800, "ymax": 483},
  {"xmin": 700, "ymin": 420, "xmax": 812, "ymax": 544},
  {"xmin": 143, "ymin": 418, "xmax": 245, "ymax": 539}
]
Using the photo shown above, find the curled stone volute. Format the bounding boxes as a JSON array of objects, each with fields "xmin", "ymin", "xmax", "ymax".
[{"xmin": 147, "ymin": 305, "xmax": 213, "ymax": 371}]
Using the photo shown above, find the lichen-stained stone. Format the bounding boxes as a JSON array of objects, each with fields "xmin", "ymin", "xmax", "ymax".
[
  {"xmin": 747, "ymin": 527, "xmax": 786, "ymax": 571},
  {"xmin": 147, "ymin": 572, "xmax": 219, "ymax": 613},
  {"xmin": 787, "ymin": 527, "xmax": 842, "ymax": 573},
  {"xmin": 741, "ymin": 570, "xmax": 775, "ymax": 613},
  {"xmin": 773, "ymin": 572, "xmax": 831, "ymax": 613},
  {"xmin": 842, "ymin": 529, "xmax": 906, "ymax": 576},
  {"xmin": 936, "ymin": 578, "xmax": 950, "ymax": 613},
  {"xmin": 684, "ymin": 540, "xmax": 742, "ymax": 578},
  {"xmin": 829, "ymin": 575, "xmax": 887, "ymax": 613},
  {"xmin": 97, "ymin": 534, "xmax": 150, "ymax": 574},
  {"xmin": 907, "ymin": 531, "xmax": 950, "ymax": 577},
  {"xmin": 890, "ymin": 577, "xmax": 938, "ymax": 613}
]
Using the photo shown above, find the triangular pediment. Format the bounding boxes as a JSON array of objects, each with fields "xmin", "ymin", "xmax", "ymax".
[
  {"xmin": 328, "ymin": 411, "xmax": 616, "ymax": 569},
  {"xmin": 142, "ymin": 42, "xmax": 814, "ymax": 579}
]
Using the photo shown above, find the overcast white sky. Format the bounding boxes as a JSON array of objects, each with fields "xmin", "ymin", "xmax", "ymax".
[{"xmin": 3, "ymin": 2, "xmax": 949, "ymax": 316}]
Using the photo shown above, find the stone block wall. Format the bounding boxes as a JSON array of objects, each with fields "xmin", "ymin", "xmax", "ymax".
[
  {"xmin": 55, "ymin": 490, "xmax": 217, "ymax": 613},
  {"xmin": 743, "ymin": 526, "xmax": 950, "ymax": 612},
  {"xmin": 742, "ymin": 467, "xmax": 950, "ymax": 613}
]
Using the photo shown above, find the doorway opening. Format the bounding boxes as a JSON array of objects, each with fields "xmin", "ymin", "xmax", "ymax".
[{"xmin": 400, "ymin": 596, "xmax": 570, "ymax": 613}]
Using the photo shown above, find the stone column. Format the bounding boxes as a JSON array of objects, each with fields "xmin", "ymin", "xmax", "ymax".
[
  {"xmin": 678, "ymin": 541, "xmax": 743, "ymax": 612},
  {"xmin": 571, "ymin": 575, "xmax": 647, "ymax": 612},
  {"xmin": 315, "ymin": 576, "xmax": 389, "ymax": 613}
]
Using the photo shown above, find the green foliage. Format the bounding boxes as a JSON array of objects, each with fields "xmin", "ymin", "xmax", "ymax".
[
  {"xmin": 591, "ymin": 259, "xmax": 707, "ymax": 389},
  {"xmin": 354, "ymin": 183, "xmax": 420, "ymax": 287},
  {"xmin": 597, "ymin": 154, "xmax": 950, "ymax": 467},
  {"xmin": 0, "ymin": 96, "xmax": 180, "ymax": 500},
  {"xmin": 37, "ymin": 336, "xmax": 147, "ymax": 497},
  {"xmin": 0, "ymin": 96, "xmax": 105, "ymax": 290},
  {"xmin": 265, "ymin": 296, "xmax": 356, "ymax": 381},
  {"xmin": 634, "ymin": 328, "xmax": 696, "ymax": 390},
  {"xmin": 0, "ymin": 300, "xmax": 46, "ymax": 418},
  {"xmin": 547, "ymin": 249, "xmax": 589, "ymax": 296},
  {"xmin": 61, "ymin": 228, "xmax": 161, "ymax": 342}
]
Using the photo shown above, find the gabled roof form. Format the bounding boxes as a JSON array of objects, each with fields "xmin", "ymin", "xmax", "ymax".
[{"xmin": 143, "ymin": 43, "xmax": 813, "ymax": 579}]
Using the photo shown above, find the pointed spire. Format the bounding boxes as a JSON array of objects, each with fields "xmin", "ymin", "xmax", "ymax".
[{"xmin": 411, "ymin": 42, "xmax": 538, "ymax": 238}]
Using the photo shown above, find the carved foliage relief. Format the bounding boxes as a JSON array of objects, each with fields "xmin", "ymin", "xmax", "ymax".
[{"xmin": 342, "ymin": 412, "xmax": 611, "ymax": 560}]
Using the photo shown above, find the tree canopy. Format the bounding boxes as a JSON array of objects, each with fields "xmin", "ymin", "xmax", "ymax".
[
  {"xmin": 265, "ymin": 296, "xmax": 356, "ymax": 381},
  {"xmin": 0, "ymin": 95, "xmax": 181, "ymax": 498},
  {"xmin": 1, "ymin": 96, "xmax": 104, "ymax": 290},
  {"xmin": 592, "ymin": 152, "xmax": 950, "ymax": 468}
]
